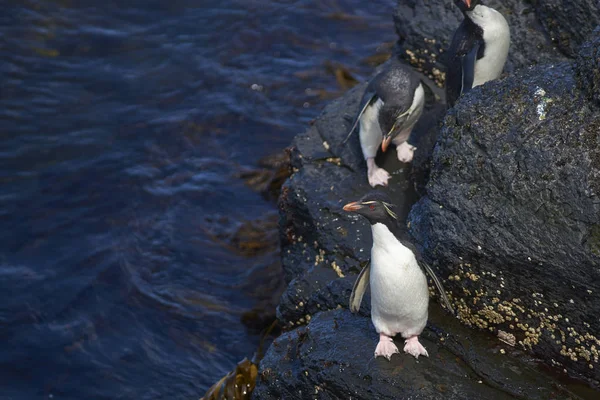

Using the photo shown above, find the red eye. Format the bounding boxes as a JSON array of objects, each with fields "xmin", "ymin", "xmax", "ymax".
[{"xmin": 369, "ymin": 205, "xmax": 375, "ymax": 210}]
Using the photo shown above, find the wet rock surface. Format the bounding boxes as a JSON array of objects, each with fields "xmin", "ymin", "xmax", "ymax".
[
  {"xmin": 252, "ymin": 9, "xmax": 600, "ymax": 400},
  {"xmin": 393, "ymin": 0, "xmax": 572, "ymax": 86},
  {"xmin": 408, "ymin": 44, "xmax": 600, "ymax": 383},
  {"xmin": 533, "ymin": 0, "xmax": 600, "ymax": 57},
  {"xmin": 576, "ymin": 26, "xmax": 600, "ymax": 105},
  {"xmin": 253, "ymin": 56, "xmax": 600, "ymax": 397},
  {"xmin": 254, "ymin": 308, "xmax": 588, "ymax": 400}
]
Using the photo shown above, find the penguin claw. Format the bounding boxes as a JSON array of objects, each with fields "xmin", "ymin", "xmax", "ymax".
[
  {"xmin": 374, "ymin": 335, "xmax": 399, "ymax": 360},
  {"xmin": 367, "ymin": 166, "xmax": 390, "ymax": 187},
  {"xmin": 403, "ymin": 336, "xmax": 429, "ymax": 359},
  {"xmin": 396, "ymin": 142, "xmax": 416, "ymax": 163}
]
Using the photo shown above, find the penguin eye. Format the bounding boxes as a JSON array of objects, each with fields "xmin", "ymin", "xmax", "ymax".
[{"xmin": 369, "ymin": 205, "xmax": 375, "ymax": 210}]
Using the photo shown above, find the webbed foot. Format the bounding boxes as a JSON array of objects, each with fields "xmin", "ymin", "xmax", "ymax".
[
  {"xmin": 374, "ymin": 333, "xmax": 399, "ymax": 360},
  {"xmin": 396, "ymin": 142, "xmax": 416, "ymax": 163},
  {"xmin": 367, "ymin": 158, "xmax": 390, "ymax": 187},
  {"xmin": 403, "ymin": 336, "xmax": 429, "ymax": 359}
]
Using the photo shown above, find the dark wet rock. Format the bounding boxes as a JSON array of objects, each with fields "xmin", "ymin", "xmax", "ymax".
[
  {"xmin": 533, "ymin": 0, "xmax": 600, "ymax": 57},
  {"xmin": 575, "ymin": 27, "xmax": 600, "ymax": 105},
  {"xmin": 253, "ymin": 12, "xmax": 600, "ymax": 400},
  {"xmin": 254, "ymin": 308, "xmax": 587, "ymax": 400},
  {"xmin": 393, "ymin": 0, "xmax": 568, "ymax": 85},
  {"xmin": 408, "ymin": 58, "xmax": 600, "ymax": 384}
]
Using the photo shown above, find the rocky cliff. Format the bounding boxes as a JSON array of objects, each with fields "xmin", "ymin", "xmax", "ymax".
[{"xmin": 253, "ymin": 1, "xmax": 600, "ymax": 398}]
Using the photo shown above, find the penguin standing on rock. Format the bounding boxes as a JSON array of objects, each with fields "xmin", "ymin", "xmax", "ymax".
[
  {"xmin": 343, "ymin": 61, "xmax": 425, "ymax": 188},
  {"xmin": 343, "ymin": 191, "xmax": 454, "ymax": 360},
  {"xmin": 446, "ymin": 0, "xmax": 510, "ymax": 107}
]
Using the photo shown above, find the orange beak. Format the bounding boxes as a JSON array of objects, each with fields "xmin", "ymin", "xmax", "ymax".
[
  {"xmin": 464, "ymin": 0, "xmax": 471, "ymax": 7},
  {"xmin": 343, "ymin": 201, "xmax": 362, "ymax": 212},
  {"xmin": 381, "ymin": 135, "xmax": 392, "ymax": 152}
]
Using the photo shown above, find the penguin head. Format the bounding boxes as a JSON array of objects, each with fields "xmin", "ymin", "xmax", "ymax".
[
  {"xmin": 343, "ymin": 191, "xmax": 398, "ymax": 225},
  {"xmin": 378, "ymin": 111, "xmax": 405, "ymax": 152},
  {"xmin": 380, "ymin": 108, "xmax": 413, "ymax": 152},
  {"xmin": 455, "ymin": 0, "xmax": 479, "ymax": 12}
]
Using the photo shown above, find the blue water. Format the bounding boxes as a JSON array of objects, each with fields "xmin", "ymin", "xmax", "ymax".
[{"xmin": 0, "ymin": 1, "xmax": 396, "ymax": 398}]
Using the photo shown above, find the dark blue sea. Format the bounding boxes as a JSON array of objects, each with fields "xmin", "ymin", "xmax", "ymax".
[{"xmin": 0, "ymin": 1, "xmax": 397, "ymax": 398}]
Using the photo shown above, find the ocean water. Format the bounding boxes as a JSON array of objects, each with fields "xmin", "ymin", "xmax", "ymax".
[{"xmin": 0, "ymin": 0, "xmax": 397, "ymax": 398}]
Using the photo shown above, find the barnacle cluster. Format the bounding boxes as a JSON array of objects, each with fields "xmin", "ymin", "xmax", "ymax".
[{"xmin": 438, "ymin": 260, "xmax": 600, "ymax": 372}]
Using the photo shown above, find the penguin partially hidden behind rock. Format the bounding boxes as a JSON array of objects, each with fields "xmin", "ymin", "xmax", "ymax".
[
  {"xmin": 343, "ymin": 191, "xmax": 454, "ymax": 360},
  {"xmin": 446, "ymin": 0, "xmax": 510, "ymax": 107},
  {"xmin": 343, "ymin": 61, "xmax": 425, "ymax": 188}
]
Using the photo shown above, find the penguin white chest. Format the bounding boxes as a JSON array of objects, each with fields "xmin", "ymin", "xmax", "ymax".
[
  {"xmin": 369, "ymin": 223, "xmax": 429, "ymax": 338},
  {"xmin": 469, "ymin": 5, "xmax": 510, "ymax": 87}
]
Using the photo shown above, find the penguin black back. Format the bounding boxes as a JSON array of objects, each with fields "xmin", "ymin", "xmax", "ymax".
[
  {"xmin": 368, "ymin": 62, "xmax": 420, "ymax": 108},
  {"xmin": 446, "ymin": 17, "xmax": 485, "ymax": 107},
  {"xmin": 446, "ymin": 0, "xmax": 510, "ymax": 107},
  {"xmin": 342, "ymin": 60, "xmax": 422, "ymax": 156},
  {"xmin": 446, "ymin": 0, "xmax": 485, "ymax": 107}
]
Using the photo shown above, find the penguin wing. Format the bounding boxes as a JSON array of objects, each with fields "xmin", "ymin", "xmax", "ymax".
[
  {"xmin": 418, "ymin": 260, "xmax": 455, "ymax": 315},
  {"xmin": 349, "ymin": 261, "xmax": 370, "ymax": 313},
  {"xmin": 342, "ymin": 89, "xmax": 378, "ymax": 144},
  {"xmin": 460, "ymin": 44, "xmax": 480, "ymax": 96},
  {"xmin": 446, "ymin": 19, "xmax": 484, "ymax": 107}
]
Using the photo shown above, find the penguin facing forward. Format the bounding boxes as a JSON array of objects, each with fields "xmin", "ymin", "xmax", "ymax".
[
  {"xmin": 343, "ymin": 61, "xmax": 425, "ymax": 188},
  {"xmin": 343, "ymin": 191, "xmax": 454, "ymax": 360},
  {"xmin": 446, "ymin": 0, "xmax": 510, "ymax": 107}
]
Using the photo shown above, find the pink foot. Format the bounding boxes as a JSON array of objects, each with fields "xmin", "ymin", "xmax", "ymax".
[
  {"xmin": 403, "ymin": 336, "xmax": 429, "ymax": 359},
  {"xmin": 374, "ymin": 333, "xmax": 399, "ymax": 360},
  {"xmin": 366, "ymin": 158, "xmax": 390, "ymax": 187},
  {"xmin": 396, "ymin": 142, "xmax": 416, "ymax": 163}
]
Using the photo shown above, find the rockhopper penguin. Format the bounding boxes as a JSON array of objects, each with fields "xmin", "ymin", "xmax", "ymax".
[
  {"xmin": 343, "ymin": 61, "xmax": 425, "ymax": 188},
  {"xmin": 343, "ymin": 191, "xmax": 454, "ymax": 360},
  {"xmin": 446, "ymin": 0, "xmax": 510, "ymax": 107}
]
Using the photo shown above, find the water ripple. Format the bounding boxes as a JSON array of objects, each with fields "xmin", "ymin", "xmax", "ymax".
[{"xmin": 0, "ymin": 0, "xmax": 396, "ymax": 398}]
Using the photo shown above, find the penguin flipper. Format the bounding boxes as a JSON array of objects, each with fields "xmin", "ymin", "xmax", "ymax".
[
  {"xmin": 460, "ymin": 44, "xmax": 480, "ymax": 96},
  {"xmin": 419, "ymin": 261, "xmax": 455, "ymax": 315},
  {"xmin": 349, "ymin": 261, "xmax": 370, "ymax": 313},
  {"xmin": 342, "ymin": 90, "xmax": 378, "ymax": 144}
]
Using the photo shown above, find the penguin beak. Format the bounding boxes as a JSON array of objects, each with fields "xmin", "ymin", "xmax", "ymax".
[
  {"xmin": 463, "ymin": 0, "xmax": 471, "ymax": 7},
  {"xmin": 381, "ymin": 135, "xmax": 393, "ymax": 152},
  {"xmin": 343, "ymin": 201, "xmax": 363, "ymax": 212},
  {"xmin": 382, "ymin": 116, "xmax": 402, "ymax": 152}
]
